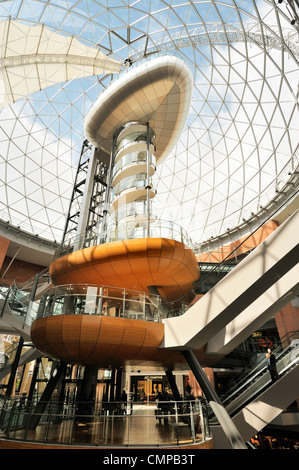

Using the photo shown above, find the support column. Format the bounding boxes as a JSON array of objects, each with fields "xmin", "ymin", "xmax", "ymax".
[
  {"xmin": 115, "ymin": 368, "xmax": 123, "ymax": 401},
  {"xmin": 101, "ymin": 136, "xmax": 115, "ymax": 243},
  {"xmin": 146, "ymin": 122, "xmax": 151, "ymax": 237},
  {"xmin": 74, "ymin": 146, "xmax": 99, "ymax": 251},
  {"xmin": 182, "ymin": 349, "xmax": 247, "ymax": 450},
  {"xmin": 165, "ymin": 370, "xmax": 181, "ymax": 401},
  {"xmin": 109, "ymin": 368, "xmax": 116, "ymax": 402},
  {"xmin": 27, "ymin": 356, "xmax": 41, "ymax": 402},
  {"xmin": 5, "ymin": 337, "xmax": 24, "ymax": 398},
  {"xmin": 76, "ymin": 365, "xmax": 98, "ymax": 417},
  {"xmin": 28, "ymin": 361, "xmax": 67, "ymax": 430}
]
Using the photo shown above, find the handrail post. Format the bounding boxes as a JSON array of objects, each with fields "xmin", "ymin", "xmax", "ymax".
[
  {"xmin": 174, "ymin": 401, "xmax": 179, "ymax": 445},
  {"xmin": 98, "ymin": 287, "xmax": 103, "ymax": 315},
  {"xmin": 142, "ymin": 293, "xmax": 146, "ymax": 320},
  {"xmin": 45, "ymin": 401, "xmax": 53, "ymax": 443},
  {"xmin": 69, "ymin": 403, "xmax": 76, "ymax": 445},
  {"xmin": 199, "ymin": 400, "xmax": 206, "ymax": 441},
  {"xmin": 190, "ymin": 401, "xmax": 195, "ymax": 442},
  {"xmin": 123, "ymin": 289, "xmax": 126, "ymax": 317}
]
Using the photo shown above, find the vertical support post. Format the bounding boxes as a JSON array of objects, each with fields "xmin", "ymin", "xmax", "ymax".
[
  {"xmin": 5, "ymin": 337, "xmax": 24, "ymax": 398},
  {"xmin": 27, "ymin": 361, "xmax": 67, "ymax": 430},
  {"xmin": 98, "ymin": 287, "xmax": 103, "ymax": 315},
  {"xmin": 122, "ymin": 289, "xmax": 126, "ymax": 318},
  {"xmin": 74, "ymin": 146, "xmax": 99, "ymax": 251},
  {"xmin": 109, "ymin": 368, "xmax": 116, "ymax": 402},
  {"xmin": 146, "ymin": 122, "xmax": 151, "ymax": 238},
  {"xmin": 101, "ymin": 136, "xmax": 115, "ymax": 243},
  {"xmin": 27, "ymin": 356, "xmax": 41, "ymax": 403},
  {"xmin": 165, "ymin": 370, "xmax": 181, "ymax": 401},
  {"xmin": 36, "ymin": 293, "xmax": 47, "ymax": 319},
  {"xmin": 182, "ymin": 349, "xmax": 247, "ymax": 449},
  {"xmin": 76, "ymin": 365, "xmax": 98, "ymax": 417},
  {"xmin": 115, "ymin": 368, "xmax": 123, "ymax": 401},
  {"xmin": 61, "ymin": 139, "xmax": 90, "ymax": 246},
  {"xmin": 25, "ymin": 272, "xmax": 41, "ymax": 327}
]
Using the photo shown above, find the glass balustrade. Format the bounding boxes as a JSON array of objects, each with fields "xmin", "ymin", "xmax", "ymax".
[
  {"xmin": 112, "ymin": 150, "xmax": 156, "ymax": 177},
  {"xmin": 37, "ymin": 284, "xmax": 166, "ymax": 322},
  {"xmin": 114, "ymin": 124, "xmax": 156, "ymax": 161},
  {"xmin": 109, "ymin": 199, "xmax": 153, "ymax": 223},
  {"xmin": 57, "ymin": 219, "xmax": 194, "ymax": 256},
  {"xmin": 111, "ymin": 172, "xmax": 153, "ymax": 199},
  {"xmin": 0, "ymin": 397, "xmax": 212, "ymax": 448}
]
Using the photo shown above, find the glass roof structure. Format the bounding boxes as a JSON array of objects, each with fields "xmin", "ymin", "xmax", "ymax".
[{"xmin": 0, "ymin": 0, "xmax": 298, "ymax": 249}]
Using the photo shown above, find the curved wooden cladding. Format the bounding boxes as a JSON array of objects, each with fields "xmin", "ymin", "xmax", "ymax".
[
  {"xmin": 49, "ymin": 238, "xmax": 200, "ymax": 302},
  {"xmin": 31, "ymin": 315, "xmax": 206, "ymax": 368}
]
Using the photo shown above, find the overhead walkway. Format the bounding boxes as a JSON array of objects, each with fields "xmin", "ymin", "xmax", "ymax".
[{"xmin": 210, "ymin": 337, "xmax": 299, "ymax": 448}]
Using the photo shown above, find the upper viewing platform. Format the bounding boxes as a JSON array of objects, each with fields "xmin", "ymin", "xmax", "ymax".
[{"xmin": 83, "ymin": 55, "xmax": 193, "ymax": 165}]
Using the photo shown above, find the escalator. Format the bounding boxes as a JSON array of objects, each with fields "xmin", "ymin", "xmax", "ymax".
[
  {"xmin": 161, "ymin": 209, "xmax": 299, "ymax": 449},
  {"xmin": 0, "ymin": 269, "xmax": 51, "ymax": 339},
  {"xmin": 162, "ymin": 209, "xmax": 299, "ymax": 352},
  {"xmin": 0, "ymin": 288, "xmax": 32, "ymax": 340},
  {"xmin": 210, "ymin": 334, "xmax": 299, "ymax": 448},
  {"xmin": 0, "ymin": 287, "xmax": 41, "ymax": 382},
  {"xmin": 0, "ymin": 339, "xmax": 40, "ymax": 382},
  {"xmin": 1, "ymin": 207, "xmax": 299, "ymax": 448}
]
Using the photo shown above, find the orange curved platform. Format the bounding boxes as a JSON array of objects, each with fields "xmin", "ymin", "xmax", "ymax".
[
  {"xmin": 31, "ymin": 315, "xmax": 211, "ymax": 369},
  {"xmin": 50, "ymin": 238, "xmax": 200, "ymax": 302}
]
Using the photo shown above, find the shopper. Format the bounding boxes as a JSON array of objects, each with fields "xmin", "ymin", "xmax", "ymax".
[{"xmin": 266, "ymin": 348, "xmax": 279, "ymax": 382}]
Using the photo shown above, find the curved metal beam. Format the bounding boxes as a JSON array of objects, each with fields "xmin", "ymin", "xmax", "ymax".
[{"xmin": 128, "ymin": 24, "xmax": 299, "ymax": 62}]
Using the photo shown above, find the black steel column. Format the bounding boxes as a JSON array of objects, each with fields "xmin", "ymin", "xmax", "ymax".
[
  {"xmin": 115, "ymin": 368, "xmax": 123, "ymax": 401},
  {"xmin": 27, "ymin": 356, "xmax": 41, "ymax": 402},
  {"xmin": 182, "ymin": 349, "xmax": 247, "ymax": 449},
  {"xmin": 109, "ymin": 368, "xmax": 116, "ymax": 401},
  {"xmin": 27, "ymin": 361, "xmax": 67, "ymax": 430},
  {"xmin": 165, "ymin": 370, "xmax": 181, "ymax": 401},
  {"xmin": 5, "ymin": 337, "xmax": 24, "ymax": 397},
  {"xmin": 76, "ymin": 365, "xmax": 98, "ymax": 417}
]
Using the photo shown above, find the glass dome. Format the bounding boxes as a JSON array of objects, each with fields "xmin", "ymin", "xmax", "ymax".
[{"xmin": 0, "ymin": 0, "xmax": 298, "ymax": 248}]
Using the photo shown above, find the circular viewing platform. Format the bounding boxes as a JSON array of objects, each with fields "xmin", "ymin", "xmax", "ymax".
[
  {"xmin": 30, "ymin": 283, "xmax": 207, "ymax": 368},
  {"xmin": 50, "ymin": 237, "xmax": 200, "ymax": 303}
]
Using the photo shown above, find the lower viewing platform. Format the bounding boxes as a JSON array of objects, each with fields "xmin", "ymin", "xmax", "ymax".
[{"xmin": 0, "ymin": 398, "xmax": 213, "ymax": 449}]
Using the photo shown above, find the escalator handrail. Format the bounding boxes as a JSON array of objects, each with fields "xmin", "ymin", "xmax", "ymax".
[
  {"xmin": 220, "ymin": 340, "xmax": 299, "ymax": 409},
  {"xmin": 219, "ymin": 332, "xmax": 299, "ymax": 404}
]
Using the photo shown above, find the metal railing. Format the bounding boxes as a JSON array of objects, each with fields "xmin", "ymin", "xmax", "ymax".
[
  {"xmin": 0, "ymin": 285, "xmax": 39, "ymax": 329},
  {"xmin": 0, "ymin": 398, "xmax": 212, "ymax": 448},
  {"xmin": 36, "ymin": 284, "xmax": 171, "ymax": 323},
  {"xmin": 56, "ymin": 218, "xmax": 194, "ymax": 257}
]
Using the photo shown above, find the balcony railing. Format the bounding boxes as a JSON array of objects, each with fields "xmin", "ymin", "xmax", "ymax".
[
  {"xmin": 36, "ymin": 284, "xmax": 177, "ymax": 322},
  {"xmin": 56, "ymin": 219, "xmax": 194, "ymax": 257},
  {"xmin": 0, "ymin": 397, "xmax": 212, "ymax": 448}
]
